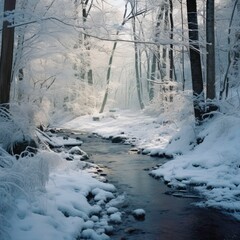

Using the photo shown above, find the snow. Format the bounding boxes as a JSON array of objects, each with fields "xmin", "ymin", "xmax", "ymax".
[
  {"xmin": 1, "ymin": 148, "xmax": 120, "ymax": 240},
  {"xmin": 106, "ymin": 207, "xmax": 118, "ymax": 214},
  {"xmin": 3, "ymin": 109, "xmax": 240, "ymax": 240},
  {"xmin": 132, "ymin": 209, "xmax": 145, "ymax": 216},
  {"xmin": 109, "ymin": 212, "xmax": 122, "ymax": 224},
  {"xmin": 36, "ymin": 130, "xmax": 83, "ymax": 148},
  {"xmin": 132, "ymin": 209, "xmax": 146, "ymax": 220}
]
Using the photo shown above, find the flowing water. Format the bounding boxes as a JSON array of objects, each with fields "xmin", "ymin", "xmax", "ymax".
[{"xmin": 62, "ymin": 131, "xmax": 240, "ymax": 240}]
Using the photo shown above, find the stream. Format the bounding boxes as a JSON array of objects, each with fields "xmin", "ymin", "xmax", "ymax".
[{"xmin": 59, "ymin": 130, "xmax": 240, "ymax": 240}]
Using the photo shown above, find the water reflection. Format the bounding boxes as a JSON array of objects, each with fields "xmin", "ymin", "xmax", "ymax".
[{"xmin": 77, "ymin": 133, "xmax": 240, "ymax": 240}]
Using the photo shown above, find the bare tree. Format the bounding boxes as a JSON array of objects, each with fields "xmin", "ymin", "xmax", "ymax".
[
  {"xmin": 180, "ymin": 0, "xmax": 186, "ymax": 91},
  {"xmin": 99, "ymin": 2, "xmax": 129, "ymax": 113},
  {"xmin": 0, "ymin": 0, "xmax": 16, "ymax": 105},
  {"xmin": 169, "ymin": 0, "xmax": 175, "ymax": 81},
  {"xmin": 131, "ymin": 0, "xmax": 145, "ymax": 109},
  {"xmin": 219, "ymin": 0, "xmax": 239, "ymax": 100},
  {"xmin": 206, "ymin": 0, "xmax": 217, "ymax": 112},
  {"xmin": 99, "ymin": 1, "xmax": 146, "ymax": 113},
  {"xmin": 74, "ymin": 0, "xmax": 93, "ymax": 85},
  {"xmin": 149, "ymin": 3, "xmax": 165, "ymax": 101},
  {"xmin": 186, "ymin": 0, "xmax": 205, "ymax": 123}
]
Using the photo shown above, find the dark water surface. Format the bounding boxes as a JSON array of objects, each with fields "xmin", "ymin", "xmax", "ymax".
[{"xmin": 65, "ymin": 131, "xmax": 240, "ymax": 240}]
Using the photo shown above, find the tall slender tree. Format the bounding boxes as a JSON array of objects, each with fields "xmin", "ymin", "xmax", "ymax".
[
  {"xmin": 131, "ymin": 0, "xmax": 145, "ymax": 109},
  {"xmin": 74, "ymin": 0, "xmax": 93, "ymax": 85},
  {"xmin": 186, "ymin": 0, "xmax": 205, "ymax": 123},
  {"xmin": 99, "ymin": 2, "xmax": 129, "ymax": 113},
  {"xmin": 99, "ymin": 1, "xmax": 146, "ymax": 113},
  {"xmin": 219, "ymin": 0, "xmax": 239, "ymax": 99},
  {"xmin": 169, "ymin": 0, "xmax": 174, "ymax": 81},
  {"xmin": 206, "ymin": 0, "xmax": 217, "ymax": 112},
  {"xmin": 0, "ymin": 0, "xmax": 16, "ymax": 105},
  {"xmin": 149, "ymin": 3, "xmax": 165, "ymax": 101}
]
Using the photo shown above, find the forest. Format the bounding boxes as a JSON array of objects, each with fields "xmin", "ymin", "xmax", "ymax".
[{"xmin": 0, "ymin": 0, "xmax": 239, "ymax": 239}]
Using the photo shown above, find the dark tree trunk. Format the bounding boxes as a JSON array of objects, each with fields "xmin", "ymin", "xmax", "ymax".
[
  {"xmin": 186, "ymin": 0, "xmax": 205, "ymax": 123},
  {"xmin": 180, "ymin": 0, "xmax": 186, "ymax": 90},
  {"xmin": 0, "ymin": 0, "xmax": 16, "ymax": 105},
  {"xmin": 169, "ymin": 0, "xmax": 174, "ymax": 81},
  {"xmin": 206, "ymin": 0, "xmax": 217, "ymax": 112}
]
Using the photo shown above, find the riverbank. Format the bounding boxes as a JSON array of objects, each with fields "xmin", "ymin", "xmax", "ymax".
[
  {"xmin": 61, "ymin": 109, "xmax": 240, "ymax": 220},
  {"xmin": 2, "ymin": 131, "xmax": 123, "ymax": 240},
  {"xmin": 3, "ymin": 108, "xmax": 240, "ymax": 240},
  {"xmin": 76, "ymin": 131, "xmax": 240, "ymax": 240}
]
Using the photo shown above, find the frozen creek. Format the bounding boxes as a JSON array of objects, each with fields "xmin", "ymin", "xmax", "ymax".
[{"xmin": 59, "ymin": 130, "xmax": 240, "ymax": 240}]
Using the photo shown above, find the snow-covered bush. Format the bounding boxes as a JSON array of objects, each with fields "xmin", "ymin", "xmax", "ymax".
[
  {"xmin": 0, "ymin": 104, "xmax": 37, "ymax": 152},
  {"xmin": 0, "ymin": 104, "xmax": 51, "ymax": 239},
  {"xmin": 144, "ymin": 89, "xmax": 194, "ymax": 123}
]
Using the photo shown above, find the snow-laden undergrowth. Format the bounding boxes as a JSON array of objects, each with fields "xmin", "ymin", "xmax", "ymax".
[
  {"xmin": 0, "ymin": 146, "xmax": 124, "ymax": 240},
  {"xmin": 0, "ymin": 105, "xmax": 123, "ymax": 240},
  {"xmin": 0, "ymin": 151, "xmax": 50, "ymax": 240}
]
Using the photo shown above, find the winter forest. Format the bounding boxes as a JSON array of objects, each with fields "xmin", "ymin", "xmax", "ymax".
[{"xmin": 0, "ymin": 0, "xmax": 240, "ymax": 239}]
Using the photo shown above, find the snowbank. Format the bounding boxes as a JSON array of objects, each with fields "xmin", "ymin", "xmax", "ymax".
[
  {"xmin": 151, "ymin": 115, "xmax": 240, "ymax": 219},
  {"xmin": 1, "ymin": 150, "xmax": 124, "ymax": 240}
]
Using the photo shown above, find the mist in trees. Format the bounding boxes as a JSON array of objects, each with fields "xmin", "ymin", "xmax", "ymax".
[{"xmin": 0, "ymin": 0, "xmax": 239, "ymax": 125}]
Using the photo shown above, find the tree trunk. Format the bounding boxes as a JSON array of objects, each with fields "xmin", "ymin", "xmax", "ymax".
[
  {"xmin": 0, "ymin": 0, "xmax": 16, "ymax": 105},
  {"xmin": 82, "ymin": 0, "xmax": 93, "ymax": 85},
  {"xmin": 161, "ymin": 3, "xmax": 168, "ymax": 81},
  {"xmin": 99, "ymin": 40, "xmax": 118, "ymax": 113},
  {"xmin": 73, "ymin": 0, "xmax": 93, "ymax": 85},
  {"xmin": 132, "ymin": 16, "xmax": 144, "ymax": 109},
  {"xmin": 219, "ymin": 0, "xmax": 239, "ymax": 100},
  {"xmin": 206, "ymin": 0, "xmax": 217, "ymax": 112},
  {"xmin": 149, "ymin": 4, "xmax": 165, "ymax": 101},
  {"xmin": 99, "ymin": 3, "xmax": 129, "ymax": 113},
  {"xmin": 232, "ymin": 1, "xmax": 240, "ymax": 77},
  {"xmin": 169, "ymin": 0, "xmax": 174, "ymax": 81},
  {"xmin": 186, "ymin": 0, "xmax": 205, "ymax": 123},
  {"xmin": 180, "ymin": 0, "xmax": 186, "ymax": 91},
  {"xmin": 149, "ymin": 52, "xmax": 157, "ymax": 101}
]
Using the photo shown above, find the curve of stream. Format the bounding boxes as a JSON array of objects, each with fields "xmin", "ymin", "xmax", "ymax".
[{"xmin": 62, "ymin": 130, "xmax": 240, "ymax": 240}]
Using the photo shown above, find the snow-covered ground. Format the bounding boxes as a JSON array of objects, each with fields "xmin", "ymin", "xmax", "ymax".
[
  {"xmin": 2, "ymin": 109, "xmax": 240, "ymax": 240},
  {"xmin": 61, "ymin": 110, "xmax": 240, "ymax": 220},
  {"xmin": 2, "ymin": 147, "xmax": 126, "ymax": 240},
  {"xmin": 1, "ymin": 132, "xmax": 125, "ymax": 239}
]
